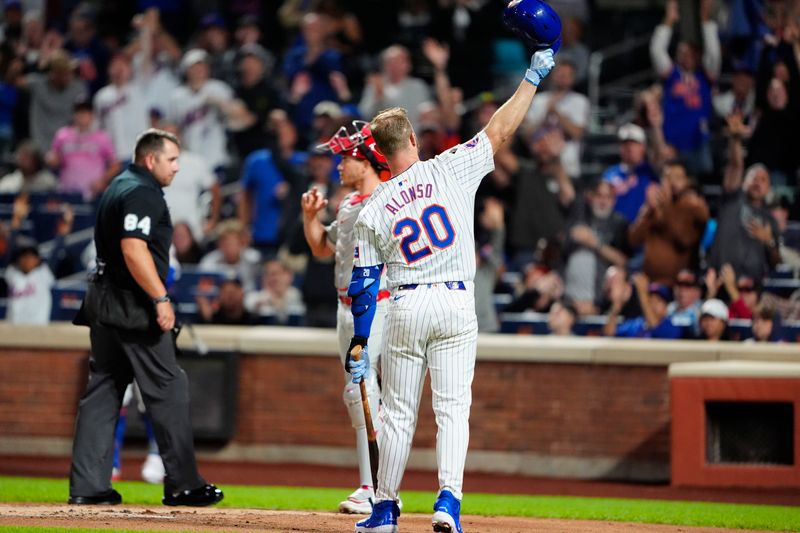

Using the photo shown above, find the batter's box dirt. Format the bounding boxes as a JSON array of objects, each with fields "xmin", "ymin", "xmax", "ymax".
[{"xmin": 0, "ymin": 504, "xmax": 766, "ymax": 532}]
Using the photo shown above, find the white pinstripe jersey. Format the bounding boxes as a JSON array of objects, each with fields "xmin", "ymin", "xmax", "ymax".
[{"xmin": 353, "ymin": 131, "xmax": 494, "ymax": 289}]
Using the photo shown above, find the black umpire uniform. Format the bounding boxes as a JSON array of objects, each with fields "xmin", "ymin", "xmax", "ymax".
[{"xmin": 69, "ymin": 162, "xmax": 215, "ymax": 504}]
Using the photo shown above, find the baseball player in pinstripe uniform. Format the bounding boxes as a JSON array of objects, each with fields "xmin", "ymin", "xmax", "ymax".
[
  {"xmin": 345, "ymin": 48, "xmax": 556, "ymax": 533},
  {"xmin": 302, "ymin": 121, "xmax": 394, "ymax": 514}
]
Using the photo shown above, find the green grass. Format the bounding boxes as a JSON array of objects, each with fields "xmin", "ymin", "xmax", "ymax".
[{"xmin": 1, "ymin": 476, "xmax": 800, "ymax": 531}]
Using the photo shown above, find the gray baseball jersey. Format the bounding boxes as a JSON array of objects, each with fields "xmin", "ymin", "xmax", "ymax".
[
  {"xmin": 326, "ymin": 189, "xmax": 387, "ymax": 364},
  {"xmin": 327, "ymin": 190, "xmax": 386, "ymax": 492},
  {"xmin": 327, "ymin": 191, "xmax": 371, "ymax": 295}
]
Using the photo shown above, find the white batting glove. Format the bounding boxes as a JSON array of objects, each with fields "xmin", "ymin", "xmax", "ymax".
[{"xmin": 525, "ymin": 48, "xmax": 556, "ymax": 86}]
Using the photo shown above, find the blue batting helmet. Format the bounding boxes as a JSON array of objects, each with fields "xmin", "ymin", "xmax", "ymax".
[{"xmin": 503, "ymin": 0, "xmax": 562, "ymax": 53}]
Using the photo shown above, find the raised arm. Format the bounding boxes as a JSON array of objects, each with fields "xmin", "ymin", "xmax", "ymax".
[
  {"xmin": 204, "ymin": 182, "xmax": 222, "ymax": 236},
  {"xmin": 723, "ymin": 113, "xmax": 747, "ymax": 193},
  {"xmin": 478, "ymin": 198, "xmax": 506, "ymax": 271},
  {"xmin": 483, "ymin": 49, "xmax": 555, "ymax": 153},
  {"xmin": 650, "ymin": 0, "xmax": 678, "ymax": 78},
  {"xmin": 632, "ymin": 272, "xmax": 660, "ymax": 329},
  {"xmin": 701, "ymin": 0, "xmax": 721, "ymax": 80},
  {"xmin": 358, "ymin": 74, "xmax": 382, "ymax": 121},
  {"xmin": 603, "ymin": 287, "xmax": 626, "ymax": 337},
  {"xmin": 127, "ymin": 12, "xmax": 151, "ymax": 73},
  {"xmin": 423, "ymin": 39, "xmax": 459, "ymax": 131},
  {"xmin": 719, "ymin": 263, "xmax": 740, "ymax": 303},
  {"xmin": 641, "ymin": 88, "xmax": 673, "ymax": 171},
  {"xmin": 630, "ymin": 184, "xmax": 667, "ymax": 246},
  {"xmin": 301, "ymin": 187, "xmax": 334, "ymax": 257},
  {"xmin": 548, "ymin": 135, "xmax": 576, "ymax": 206},
  {"xmin": 1, "ymin": 195, "xmax": 29, "ymax": 265},
  {"xmin": 238, "ymin": 188, "xmax": 253, "ymax": 227},
  {"xmin": 43, "ymin": 204, "xmax": 75, "ymax": 272}
]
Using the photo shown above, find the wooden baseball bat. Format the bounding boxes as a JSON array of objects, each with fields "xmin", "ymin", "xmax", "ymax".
[{"xmin": 350, "ymin": 345, "xmax": 379, "ymax": 492}]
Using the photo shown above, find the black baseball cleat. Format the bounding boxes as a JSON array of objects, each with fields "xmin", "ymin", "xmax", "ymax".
[
  {"xmin": 68, "ymin": 489, "xmax": 122, "ymax": 505},
  {"xmin": 163, "ymin": 484, "xmax": 224, "ymax": 506}
]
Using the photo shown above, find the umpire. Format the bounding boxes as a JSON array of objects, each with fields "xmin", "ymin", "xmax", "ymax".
[{"xmin": 68, "ymin": 128, "xmax": 223, "ymax": 507}]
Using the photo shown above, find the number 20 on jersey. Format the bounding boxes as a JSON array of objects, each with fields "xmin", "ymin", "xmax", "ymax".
[{"xmin": 392, "ymin": 204, "xmax": 455, "ymax": 264}]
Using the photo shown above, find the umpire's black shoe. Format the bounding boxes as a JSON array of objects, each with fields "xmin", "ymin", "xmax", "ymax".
[
  {"xmin": 68, "ymin": 489, "xmax": 122, "ymax": 505},
  {"xmin": 163, "ymin": 484, "xmax": 224, "ymax": 507}
]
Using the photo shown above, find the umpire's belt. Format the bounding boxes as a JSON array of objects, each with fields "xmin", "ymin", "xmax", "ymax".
[
  {"xmin": 397, "ymin": 281, "xmax": 466, "ymax": 291},
  {"xmin": 339, "ymin": 289, "xmax": 391, "ymax": 306}
]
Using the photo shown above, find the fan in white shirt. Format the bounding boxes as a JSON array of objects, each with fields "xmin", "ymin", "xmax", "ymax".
[
  {"xmin": 0, "ymin": 140, "xmax": 57, "ymax": 194},
  {"xmin": 5, "ymin": 247, "xmax": 55, "ymax": 325},
  {"xmin": 244, "ymin": 259, "xmax": 305, "ymax": 324},
  {"xmin": 93, "ymin": 54, "xmax": 150, "ymax": 161},
  {"xmin": 3, "ymin": 198, "xmax": 74, "ymax": 325},
  {"xmin": 523, "ymin": 60, "xmax": 589, "ymax": 179},
  {"xmin": 198, "ymin": 219, "xmax": 261, "ymax": 291},
  {"xmin": 168, "ymin": 49, "xmax": 253, "ymax": 174},
  {"xmin": 160, "ymin": 125, "xmax": 221, "ymax": 241}
]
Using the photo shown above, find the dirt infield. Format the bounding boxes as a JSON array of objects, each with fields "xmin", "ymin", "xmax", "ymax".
[
  {"xmin": 1, "ymin": 455, "xmax": 797, "ymax": 531},
  {"xmin": 0, "ymin": 504, "xmax": 769, "ymax": 533}
]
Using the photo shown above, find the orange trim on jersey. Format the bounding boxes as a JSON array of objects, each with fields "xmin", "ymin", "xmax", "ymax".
[
  {"xmin": 424, "ymin": 203, "xmax": 457, "ymax": 251},
  {"xmin": 349, "ymin": 193, "xmax": 371, "ymax": 205},
  {"xmin": 392, "ymin": 216, "xmax": 433, "ymax": 264},
  {"xmin": 339, "ymin": 290, "xmax": 390, "ymax": 306}
]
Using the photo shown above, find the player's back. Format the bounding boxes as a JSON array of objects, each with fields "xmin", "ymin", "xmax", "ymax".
[{"xmin": 355, "ymin": 131, "xmax": 494, "ymax": 289}]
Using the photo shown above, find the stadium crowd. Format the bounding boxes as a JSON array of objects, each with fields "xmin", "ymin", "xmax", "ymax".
[{"xmin": 0, "ymin": 0, "xmax": 798, "ymax": 342}]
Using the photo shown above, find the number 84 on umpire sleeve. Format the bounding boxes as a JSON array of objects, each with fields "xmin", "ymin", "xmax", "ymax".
[
  {"xmin": 392, "ymin": 204, "xmax": 455, "ymax": 264},
  {"xmin": 123, "ymin": 213, "xmax": 152, "ymax": 236}
]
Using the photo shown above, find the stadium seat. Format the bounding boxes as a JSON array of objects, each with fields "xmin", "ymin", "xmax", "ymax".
[
  {"xmin": 772, "ymin": 264, "xmax": 799, "ymax": 280},
  {"xmin": 175, "ymin": 302, "xmax": 201, "ymax": 324},
  {"xmin": 493, "ymin": 293, "xmax": 513, "ymax": 313},
  {"xmin": 500, "ymin": 271, "xmax": 523, "ymax": 287},
  {"xmin": 500, "ymin": 312, "xmax": 549, "ymax": 334},
  {"xmin": 763, "ymin": 278, "xmax": 800, "ymax": 298},
  {"xmin": 727, "ymin": 319, "xmax": 753, "ymax": 342},
  {"xmin": 256, "ymin": 311, "xmax": 305, "ymax": 327},
  {"xmin": 780, "ymin": 321, "xmax": 800, "ymax": 342},
  {"xmin": 170, "ymin": 269, "xmax": 228, "ymax": 304},
  {"xmin": 50, "ymin": 285, "xmax": 86, "ymax": 322},
  {"xmin": 573, "ymin": 315, "xmax": 608, "ymax": 336}
]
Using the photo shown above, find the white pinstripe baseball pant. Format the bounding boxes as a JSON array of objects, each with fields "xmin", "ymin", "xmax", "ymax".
[{"xmin": 376, "ymin": 283, "xmax": 477, "ymax": 502}]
